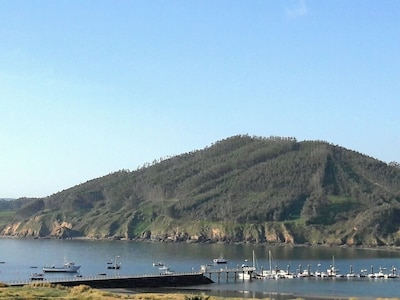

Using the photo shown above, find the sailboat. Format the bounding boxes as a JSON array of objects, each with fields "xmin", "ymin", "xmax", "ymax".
[
  {"xmin": 262, "ymin": 250, "xmax": 275, "ymax": 279},
  {"xmin": 327, "ymin": 255, "xmax": 344, "ymax": 277},
  {"xmin": 261, "ymin": 250, "xmax": 297, "ymax": 279},
  {"xmin": 346, "ymin": 264, "xmax": 357, "ymax": 278},
  {"xmin": 238, "ymin": 250, "xmax": 256, "ymax": 280},
  {"xmin": 297, "ymin": 264, "xmax": 312, "ymax": 277},
  {"xmin": 388, "ymin": 266, "xmax": 398, "ymax": 278},
  {"xmin": 251, "ymin": 250, "xmax": 265, "ymax": 279}
]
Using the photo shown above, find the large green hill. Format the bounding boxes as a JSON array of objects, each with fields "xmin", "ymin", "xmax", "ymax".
[{"xmin": 2, "ymin": 135, "xmax": 400, "ymax": 246}]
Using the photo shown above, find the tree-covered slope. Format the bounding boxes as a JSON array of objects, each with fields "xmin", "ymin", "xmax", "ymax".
[{"xmin": 2, "ymin": 135, "xmax": 400, "ymax": 246}]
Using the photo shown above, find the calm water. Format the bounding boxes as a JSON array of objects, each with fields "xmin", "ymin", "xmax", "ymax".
[{"xmin": 1, "ymin": 238, "xmax": 400, "ymax": 298}]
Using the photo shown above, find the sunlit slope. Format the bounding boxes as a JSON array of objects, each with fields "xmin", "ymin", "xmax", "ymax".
[{"xmin": 2, "ymin": 135, "xmax": 400, "ymax": 246}]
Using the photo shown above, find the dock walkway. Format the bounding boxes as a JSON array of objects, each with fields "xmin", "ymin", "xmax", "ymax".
[
  {"xmin": 201, "ymin": 266, "xmax": 254, "ymax": 282},
  {"xmin": 5, "ymin": 272, "xmax": 213, "ymax": 289}
]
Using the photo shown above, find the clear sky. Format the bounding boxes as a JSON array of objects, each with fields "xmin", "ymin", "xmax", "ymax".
[{"xmin": 1, "ymin": 1, "xmax": 399, "ymax": 198}]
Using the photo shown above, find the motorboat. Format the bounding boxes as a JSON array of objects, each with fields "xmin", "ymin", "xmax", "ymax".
[
  {"xmin": 151, "ymin": 261, "xmax": 174, "ymax": 274},
  {"xmin": 30, "ymin": 272, "xmax": 44, "ymax": 280},
  {"xmin": 43, "ymin": 259, "xmax": 80, "ymax": 273},
  {"xmin": 159, "ymin": 265, "xmax": 174, "ymax": 275},
  {"xmin": 314, "ymin": 263, "xmax": 328, "ymax": 278},
  {"xmin": 367, "ymin": 266, "xmax": 386, "ymax": 278},
  {"xmin": 107, "ymin": 263, "xmax": 121, "ymax": 269},
  {"xmin": 213, "ymin": 256, "xmax": 227, "ymax": 264},
  {"xmin": 152, "ymin": 262, "xmax": 165, "ymax": 267}
]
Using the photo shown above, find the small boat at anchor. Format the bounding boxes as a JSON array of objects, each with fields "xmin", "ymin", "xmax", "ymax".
[
  {"xmin": 43, "ymin": 259, "xmax": 80, "ymax": 273},
  {"xmin": 159, "ymin": 265, "xmax": 174, "ymax": 275},
  {"xmin": 213, "ymin": 256, "xmax": 227, "ymax": 264},
  {"xmin": 30, "ymin": 272, "xmax": 44, "ymax": 280},
  {"xmin": 107, "ymin": 263, "xmax": 121, "ymax": 269}
]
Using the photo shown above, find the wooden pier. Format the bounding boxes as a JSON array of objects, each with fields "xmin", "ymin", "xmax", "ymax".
[{"xmin": 200, "ymin": 267, "xmax": 254, "ymax": 283}]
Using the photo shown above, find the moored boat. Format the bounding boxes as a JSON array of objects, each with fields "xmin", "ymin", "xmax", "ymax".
[
  {"xmin": 43, "ymin": 259, "xmax": 80, "ymax": 273},
  {"xmin": 297, "ymin": 264, "xmax": 312, "ymax": 277},
  {"xmin": 238, "ymin": 251, "xmax": 257, "ymax": 280},
  {"xmin": 326, "ymin": 256, "xmax": 344, "ymax": 277},
  {"xmin": 30, "ymin": 272, "xmax": 44, "ymax": 280},
  {"xmin": 367, "ymin": 265, "xmax": 387, "ymax": 278},
  {"xmin": 346, "ymin": 265, "xmax": 357, "ymax": 278},
  {"xmin": 388, "ymin": 266, "xmax": 398, "ymax": 278},
  {"xmin": 213, "ymin": 256, "xmax": 227, "ymax": 264},
  {"xmin": 107, "ymin": 263, "xmax": 121, "ymax": 269},
  {"xmin": 159, "ymin": 265, "xmax": 174, "ymax": 275}
]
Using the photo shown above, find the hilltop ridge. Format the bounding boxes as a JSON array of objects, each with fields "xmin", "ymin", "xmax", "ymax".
[{"xmin": 1, "ymin": 135, "xmax": 400, "ymax": 246}]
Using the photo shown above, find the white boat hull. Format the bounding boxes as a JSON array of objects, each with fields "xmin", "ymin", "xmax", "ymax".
[{"xmin": 43, "ymin": 266, "xmax": 80, "ymax": 273}]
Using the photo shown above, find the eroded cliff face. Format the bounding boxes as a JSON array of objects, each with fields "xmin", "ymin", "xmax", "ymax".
[
  {"xmin": 2, "ymin": 222, "xmax": 23, "ymax": 236},
  {"xmin": 1, "ymin": 217, "xmax": 396, "ymax": 247},
  {"xmin": 2, "ymin": 217, "xmax": 78, "ymax": 239},
  {"xmin": 2, "ymin": 215, "xmax": 48, "ymax": 237},
  {"xmin": 143, "ymin": 223, "xmax": 299, "ymax": 244},
  {"xmin": 264, "ymin": 224, "xmax": 294, "ymax": 243},
  {"xmin": 0, "ymin": 217, "xmax": 319, "ymax": 243}
]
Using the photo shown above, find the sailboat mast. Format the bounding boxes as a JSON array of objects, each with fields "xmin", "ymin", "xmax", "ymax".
[{"xmin": 269, "ymin": 250, "xmax": 272, "ymax": 272}]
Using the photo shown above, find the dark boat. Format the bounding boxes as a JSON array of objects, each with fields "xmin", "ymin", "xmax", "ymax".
[
  {"xmin": 213, "ymin": 256, "xmax": 227, "ymax": 264},
  {"xmin": 107, "ymin": 263, "xmax": 121, "ymax": 269},
  {"xmin": 30, "ymin": 273, "xmax": 44, "ymax": 280}
]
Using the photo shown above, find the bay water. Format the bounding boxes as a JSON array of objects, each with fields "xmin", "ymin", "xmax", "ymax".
[{"xmin": 1, "ymin": 238, "xmax": 400, "ymax": 298}]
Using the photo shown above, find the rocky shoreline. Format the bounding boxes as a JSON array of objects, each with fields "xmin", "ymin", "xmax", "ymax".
[{"xmin": 2, "ymin": 235, "xmax": 400, "ymax": 253}]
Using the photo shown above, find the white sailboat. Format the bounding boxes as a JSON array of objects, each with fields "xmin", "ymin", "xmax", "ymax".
[
  {"xmin": 297, "ymin": 264, "xmax": 312, "ymax": 277},
  {"xmin": 346, "ymin": 264, "xmax": 357, "ymax": 278},
  {"xmin": 327, "ymin": 255, "xmax": 343, "ymax": 277},
  {"xmin": 238, "ymin": 250, "xmax": 256, "ymax": 280},
  {"xmin": 262, "ymin": 250, "xmax": 275, "ymax": 279},
  {"xmin": 261, "ymin": 250, "xmax": 296, "ymax": 279}
]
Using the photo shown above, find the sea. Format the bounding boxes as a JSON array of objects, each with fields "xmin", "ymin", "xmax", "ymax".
[{"xmin": 1, "ymin": 238, "xmax": 400, "ymax": 299}]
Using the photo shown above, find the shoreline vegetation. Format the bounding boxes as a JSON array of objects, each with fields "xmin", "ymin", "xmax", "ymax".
[
  {"xmin": 3, "ymin": 235, "xmax": 400, "ymax": 253},
  {"xmin": 0, "ymin": 283, "xmax": 400, "ymax": 300}
]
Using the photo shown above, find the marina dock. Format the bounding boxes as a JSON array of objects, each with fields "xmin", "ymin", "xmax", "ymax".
[{"xmin": 201, "ymin": 267, "xmax": 255, "ymax": 282}]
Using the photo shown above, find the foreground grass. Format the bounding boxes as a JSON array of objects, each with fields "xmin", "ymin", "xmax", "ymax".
[
  {"xmin": 1, "ymin": 282, "xmax": 400, "ymax": 300},
  {"xmin": 0, "ymin": 282, "xmax": 239, "ymax": 300},
  {"xmin": 0, "ymin": 282, "xmax": 126, "ymax": 299}
]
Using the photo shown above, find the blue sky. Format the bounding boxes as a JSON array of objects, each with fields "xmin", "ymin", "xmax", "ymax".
[{"xmin": 1, "ymin": 1, "xmax": 399, "ymax": 198}]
